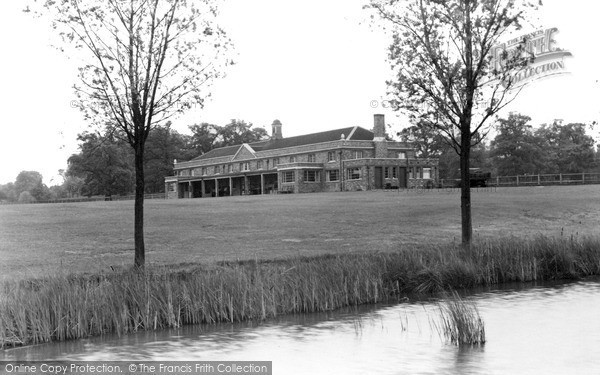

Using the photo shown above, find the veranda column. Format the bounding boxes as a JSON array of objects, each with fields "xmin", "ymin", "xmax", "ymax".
[
  {"xmin": 229, "ymin": 177, "xmax": 233, "ymax": 196},
  {"xmin": 188, "ymin": 181, "xmax": 193, "ymax": 198},
  {"xmin": 201, "ymin": 180, "xmax": 206, "ymax": 198},
  {"xmin": 215, "ymin": 178, "xmax": 219, "ymax": 198},
  {"xmin": 261, "ymin": 174, "xmax": 265, "ymax": 195}
]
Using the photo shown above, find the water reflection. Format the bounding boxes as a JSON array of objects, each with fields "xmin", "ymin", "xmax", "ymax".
[{"xmin": 2, "ymin": 279, "xmax": 599, "ymax": 374}]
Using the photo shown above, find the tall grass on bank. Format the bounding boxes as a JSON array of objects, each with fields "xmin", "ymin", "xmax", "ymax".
[
  {"xmin": 433, "ymin": 291, "xmax": 485, "ymax": 346},
  {"xmin": 2, "ymin": 235, "xmax": 600, "ymax": 348}
]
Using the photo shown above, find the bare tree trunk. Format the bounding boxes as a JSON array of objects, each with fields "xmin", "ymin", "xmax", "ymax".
[
  {"xmin": 134, "ymin": 141, "xmax": 145, "ymax": 269},
  {"xmin": 460, "ymin": 123, "xmax": 472, "ymax": 250}
]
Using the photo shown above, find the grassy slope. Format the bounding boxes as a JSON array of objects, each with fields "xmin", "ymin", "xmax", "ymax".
[{"xmin": 1, "ymin": 185, "xmax": 599, "ymax": 280}]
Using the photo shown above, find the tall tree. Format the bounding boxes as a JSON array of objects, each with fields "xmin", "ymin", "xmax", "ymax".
[
  {"xmin": 369, "ymin": 0, "xmax": 538, "ymax": 248},
  {"xmin": 188, "ymin": 120, "xmax": 269, "ymax": 156},
  {"xmin": 398, "ymin": 121, "xmax": 448, "ymax": 158},
  {"xmin": 188, "ymin": 122, "xmax": 219, "ymax": 155},
  {"xmin": 213, "ymin": 119, "xmax": 269, "ymax": 148},
  {"xmin": 490, "ymin": 113, "xmax": 545, "ymax": 175},
  {"xmin": 34, "ymin": 0, "xmax": 231, "ymax": 267},
  {"xmin": 14, "ymin": 171, "xmax": 51, "ymax": 202},
  {"xmin": 144, "ymin": 124, "xmax": 194, "ymax": 193},
  {"xmin": 67, "ymin": 132, "xmax": 134, "ymax": 197},
  {"xmin": 535, "ymin": 121, "xmax": 596, "ymax": 173}
]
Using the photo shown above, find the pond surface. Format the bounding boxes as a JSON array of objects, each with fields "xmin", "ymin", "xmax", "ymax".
[{"xmin": 3, "ymin": 279, "xmax": 600, "ymax": 374}]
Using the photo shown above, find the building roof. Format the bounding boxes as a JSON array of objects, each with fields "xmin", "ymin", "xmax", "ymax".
[
  {"xmin": 191, "ymin": 126, "xmax": 374, "ymax": 161},
  {"xmin": 253, "ymin": 126, "xmax": 373, "ymax": 151},
  {"xmin": 191, "ymin": 144, "xmax": 240, "ymax": 161}
]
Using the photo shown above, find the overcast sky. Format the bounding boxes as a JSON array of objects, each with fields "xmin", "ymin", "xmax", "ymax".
[{"xmin": 0, "ymin": 0, "xmax": 598, "ymax": 185}]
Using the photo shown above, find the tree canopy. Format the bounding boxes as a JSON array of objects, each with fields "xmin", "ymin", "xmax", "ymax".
[
  {"xmin": 490, "ymin": 113, "xmax": 546, "ymax": 175},
  {"xmin": 67, "ymin": 132, "xmax": 134, "ymax": 197},
  {"xmin": 369, "ymin": 0, "xmax": 540, "ymax": 248},
  {"xmin": 188, "ymin": 120, "xmax": 269, "ymax": 155},
  {"xmin": 31, "ymin": 0, "xmax": 232, "ymax": 267}
]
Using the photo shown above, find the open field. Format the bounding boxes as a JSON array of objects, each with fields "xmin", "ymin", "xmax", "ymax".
[{"xmin": 1, "ymin": 185, "xmax": 600, "ymax": 280}]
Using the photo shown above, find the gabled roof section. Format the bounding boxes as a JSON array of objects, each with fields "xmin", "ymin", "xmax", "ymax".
[
  {"xmin": 349, "ymin": 126, "xmax": 376, "ymax": 141},
  {"xmin": 231, "ymin": 143, "xmax": 257, "ymax": 161},
  {"xmin": 255, "ymin": 126, "xmax": 373, "ymax": 151}
]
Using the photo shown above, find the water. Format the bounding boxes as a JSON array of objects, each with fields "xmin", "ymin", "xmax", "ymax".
[{"xmin": 3, "ymin": 279, "xmax": 600, "ymax": 374}]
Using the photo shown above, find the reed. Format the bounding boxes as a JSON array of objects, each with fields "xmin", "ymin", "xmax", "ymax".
[
  {"xmin": 434, "ymin": 291, "xmax": 485, "ymax": 346},
  {"xmin": 1, "ymin": 234, "xmax": 600, "ymax": 348}
]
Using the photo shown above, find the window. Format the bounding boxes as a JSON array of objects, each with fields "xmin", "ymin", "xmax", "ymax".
[
  {"xmin": 353, "ymin": 150, "xmax": 363, "ymax": 159},
  {"xmin": 327, "ymin": 151, "xmax": 336, "ymax": 162},
  {"xmin": 423, "ymin": 168, "xmax": 431, "ymax": 179},
  {"xmin": 408, "ymin": 168, "xmax": 413, "ymax": 179},
  {"xmin": 243, "ymin": 162, "xmax": 250, "ymax": 171},
  {"xmin": 223, "ymin": 164, "xmax": 227, "ymax": 173},
  {"xmin": 228, "ymin": 164, "xmax": 233, "ymax": 173},
  {"xmin": 202, "ymin": 167, "xmax": 206, "ymax": 176},
  {"xmin": 282, "ymin": 171, "xmax": 295, "ymax": 183},
  {"xmin": 239, "ymin": 163, "xmax": 244, "ymax": 172},
  {"xmin": 327, "ymin": 170, "xmax": 339, "ymax": 182},
  {"xmin": 416, "ymin": 167, "xmax": 421, "ymax": 178},
  {"xmin": 385, "ymin": 167, "xmax": 397, "ymax": 179},
  {"xmin": 398, "ymin": 152, "xmax": 406, "ymax": 159},
  {"xmin": 289, "ymin": 156, "xmax": 296, "ymax": 163},
  {"xmin": 303, "ymin": 170, "xmax": 320, "ymax": 182},
  {"xmin": 266, "ymin": 159, "xmax": 270, "ymax": 170},
  {"xmin": 273, "ymin": 158, "xmax": 280, "ymax": 166},
  {"xmin": 347, "ymin": 168, "xmax": 361, "ymax": 180},
  {"xmin": 168, "ymin": 183, "xmax": 176, "ymax": 192},
  {"xmin": 307, "ymin": 154, "xmax": 316, "ymax": 163},
  {"xmin": 257, "ymin": 160, "xmax": 263, "ymax": 170},
  {"xmin": 214, "ymin": 165, "xmax": 220, "ymax": 174}
]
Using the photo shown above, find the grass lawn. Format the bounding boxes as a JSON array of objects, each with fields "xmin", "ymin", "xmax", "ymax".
[{"xmin": 1, "ymin": 185, "xmax": 599, "ymax": 280}]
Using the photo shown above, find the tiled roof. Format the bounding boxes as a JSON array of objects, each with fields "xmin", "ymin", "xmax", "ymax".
[
  {"xmin": 190, "ymin": 126, "xmax": 374, "ymax": 161},
  {"xmin": 191, "ymin": 144, "xmax": 241, "ymax": 161},
  {"xmin": 252, "ymin": 126, "xmax": 373, "ymax": 151}
]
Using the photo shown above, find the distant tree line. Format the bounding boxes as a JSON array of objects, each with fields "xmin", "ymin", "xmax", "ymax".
[
  {"xmin": 399, "ymin": 112, "xmax": 599, "ymax": 180},
  {"xmin": 2, "ymin": 113, "xmax": 597, "ymax": 203},
  {"xmin": 0, "ymin": 120, "xmax": 267, "ymax": 203}
]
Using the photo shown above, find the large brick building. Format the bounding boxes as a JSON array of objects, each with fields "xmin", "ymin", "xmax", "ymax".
[{"xmin": 165, "ymin": 114, "xmax": 438, "ymax": 198}]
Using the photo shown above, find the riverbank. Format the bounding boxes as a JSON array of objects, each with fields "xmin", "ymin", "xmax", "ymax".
[{"xmin": 2, "ymin": 235, "xmax": 600, "ymax": 348}]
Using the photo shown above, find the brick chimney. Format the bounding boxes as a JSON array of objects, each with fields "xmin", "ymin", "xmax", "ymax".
[
  {"xmin": 373, "ymin": 114, "xmax": 386, "ymax": 139},
  {"xmin": 271, "ymin": 119, "xmax": 283, "ymax": 140},
  {"xmin": 373, "ymin": 114, "xmax": 388, "ymax": 158}
]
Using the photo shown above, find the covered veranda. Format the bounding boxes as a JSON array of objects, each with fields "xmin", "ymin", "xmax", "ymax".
[{"xmin": 179, "ymin": 172, "xmax": 278, "ymax": 198}]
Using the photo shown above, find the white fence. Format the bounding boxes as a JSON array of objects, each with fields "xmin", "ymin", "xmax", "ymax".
[{"xmin": 440, "ymin": 172, "xmax": 600, "ymax": 188}]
